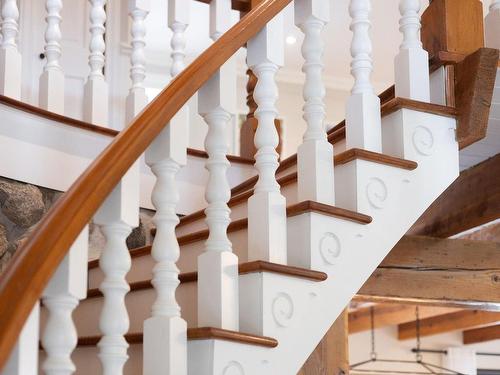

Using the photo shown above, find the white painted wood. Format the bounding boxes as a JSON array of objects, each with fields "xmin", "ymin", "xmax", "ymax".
[
  {"xmin": 295, "ymin": 0, "xmax": 335, "ymax": 205},
  {"xmin": 95, "ymin": 173, "xmax": 139, "ymax": 375},
  {"xmin": 247, "ymin": 15, "xmax": 287, "ymax": 264},
  {"xmin": 2, "ymin": 304, "xmax": 40, "ymax": 375},
  {"xmin": 486, "ymin": 0, "xmax": 500, "ymax": 49},
  {"xmin": 0, "ymin": 0, "xmax": 22, "ymax": 99},
  {"xmin": 41, "ymin": 227, "xmax": 89, "ymax": 375},
  {"xmin": 345, "ymin": 0, "xmax": 382, "ymax": 152},
  {"xmin": 39, "ymin": 0, "xmax": 65, "ymax": 114},
  {"xmin": 126, "ymin": 0, "xmax": 150, "ymax": 123},
  {"xmin": 394, "ymin": 0, "xmax": 430, "ymax": 102},
  {"xmin": 143, "ymin": 119, "xmax": 189, "ymax": 374},
  {"xmin": 83, "ymin": 0, "xmax": 109, "ymax": 125},
  {"xmin": 168, "ymin": 0, "xmax": 189, "ymax": 78},
  {"xmin": 196, "ymin": 0, "xmax": 238, "ymax": 332}
]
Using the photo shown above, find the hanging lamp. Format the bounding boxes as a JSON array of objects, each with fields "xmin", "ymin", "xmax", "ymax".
[{"xmin": 350, "ymin": 306, "xmax": 468, "ymax": 375}]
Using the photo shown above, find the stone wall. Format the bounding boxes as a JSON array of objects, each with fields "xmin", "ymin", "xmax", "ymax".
[{"xmin": 0, "ymin": 177, "xmax": 155, "ymax": 273}]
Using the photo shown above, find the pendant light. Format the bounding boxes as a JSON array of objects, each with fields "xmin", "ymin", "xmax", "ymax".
[{"xmin": 350, "ymin": 306, "xmax": 468, "ymax": 375}]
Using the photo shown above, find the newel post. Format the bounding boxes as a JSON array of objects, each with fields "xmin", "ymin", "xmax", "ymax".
[
  {"xmin": 0, "ymin": 0, "xmax": 22, "ymax": 99},
  {"xmin": 345, "ymin": 0, "xmax": 382, "ymax": 152},
  {"xmin": 247, "ymin": 12, "xmax": 287, "ymax": 263},
  {"xmin": 295, "ymin": 0, "xmax": 335, "ymax": 205}
]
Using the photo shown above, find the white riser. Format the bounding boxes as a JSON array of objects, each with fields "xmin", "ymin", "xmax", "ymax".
[{"xmin": 88, "ymin": 228, "xmax": 249, "ymax": 289}]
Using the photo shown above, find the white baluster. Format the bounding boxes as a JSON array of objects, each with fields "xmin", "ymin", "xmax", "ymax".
[
  {"xmin": 2, "ymin": 304, "xmax": 40, "ymax": 375},
  {"xmin": 295, "ymin": 0, "xmax": 334, "ymax": 205},
  {"xmin": 168, "ymin": 0, "xmax": 189, "ymax": 77},
  {"xmin": 95, "ymin": 173, "xmax": 139, "ymax": 375},
  {"xmin": 0, "ymin": 0, "xmax": 22, "ymax": 99},
  {"xmin": 394, "ymin": 0, "xmax": 430, "ymax": 102},
  {"xmin": 345, "ymin": 0, "xmax": 381, "ymax": 152},
  {"xmin": 247, "ymin": 15, "xmax": 287, "ymax": 263},
  {"xmin": 84, "ymin": 0, "xmax": 109, "ymax": 125},
  {"xmin": 143, "ymin": 113, "xmax": 188, "ymax": 374},
  {"xmin": 39, "ymin": 0, "xmax": 64, "ymax": 114},
  {"xmin": 197, "ymin": 0, "xmax": 238, "ymax": 331},
  {"xmin": 41, "ymin": 227, "xmax": 89, "ymax": 375},
  {"xmin": 486, "ymin": 0, "xmax": 500, "ymax": 49},
  {"xmin": 126, "ymin": 0, "xmax": 150, "ymax": 123}
]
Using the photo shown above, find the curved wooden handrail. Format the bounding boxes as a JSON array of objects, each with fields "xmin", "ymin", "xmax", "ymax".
[{"xmin": 0, "ymin": 0, "xmax": 292, "ymax": 368}]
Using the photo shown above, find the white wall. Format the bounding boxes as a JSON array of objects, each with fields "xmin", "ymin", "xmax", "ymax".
[{"xmin": 350, "ymin": 326, "xmax": 500, "ymax": 373}]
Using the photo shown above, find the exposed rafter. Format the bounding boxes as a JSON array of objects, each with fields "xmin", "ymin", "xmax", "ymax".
[
  {"xmin": 463, "ymin": 324, "xmax": 500, "ymax": 344},
  {"xmin": 409, "ymin": 154, "xmax": 500, "ymax": 238},
  {"xmin": 398, "ymin": 310, "xmax": 500, "ymax": 340},
  {"xmin": 356, "ymin": 235, "xmax": 500, "ymax": 309}
]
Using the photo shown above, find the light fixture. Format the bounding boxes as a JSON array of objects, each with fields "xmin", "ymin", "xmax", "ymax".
[
  {"xmin": 350, "ymin": 307, "xmax": 467, "ymax": 375},
  {"xmin": 286, "ymin": 35, "xmax": 296, "ymax": 45}
]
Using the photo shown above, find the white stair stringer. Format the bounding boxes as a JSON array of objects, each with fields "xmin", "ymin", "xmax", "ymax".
[{"xmin": 186, "ymin": 108, "xmax": 459, "ymax": 374}]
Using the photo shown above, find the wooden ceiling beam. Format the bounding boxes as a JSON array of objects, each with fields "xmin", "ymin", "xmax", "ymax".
[
  {"xmin": 408, "ymin": 153, "xmax": 500, "ymax": 238},
  {"xmin": 463, "ymin": 324, "xmax": 500, "ymax": 344},
  {"xmin": 349, "ymin": 304, "xmax": 459, "ymax": 334},
  {"xmin": 398, "ymin": 310, "xmax": 500, "ymax": 340},
  {"xmin": 356, "ymin": 235, "xmax": 500, "ymax": 309}
]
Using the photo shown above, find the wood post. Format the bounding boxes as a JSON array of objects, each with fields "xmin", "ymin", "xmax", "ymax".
[{"xmin": 299, "ymin": 309, "xmax": 350, "ymax": 375}]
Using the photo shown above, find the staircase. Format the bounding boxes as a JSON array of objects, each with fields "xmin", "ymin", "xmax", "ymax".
[{"xmin": 0, "ymin": 0, "xmax": 496, "ymax": 374}]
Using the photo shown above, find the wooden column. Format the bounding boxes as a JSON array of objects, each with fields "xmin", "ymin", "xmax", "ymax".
[{"xmin": 299, "ymin": 309, "xmax": 350, "ymax": 375}]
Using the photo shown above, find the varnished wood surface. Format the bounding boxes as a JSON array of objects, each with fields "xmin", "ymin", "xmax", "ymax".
[
  {"xmin": 380, "ymin": 97, "xmax": 457, "ymax": 119},
  {"xmin": 86, "ymin": 261, "xmax": 326, "ymax": 298},
  {"xmin": 0, "ymin": 94, "xmax": 254, "ymax": 165},
  {"xmin": 286, "ymin": 201, "xmax": 372, "ymax": 223},
  {"xmin": 0, "ymin": 0, "xmax": 295, "ymax": 368},
  {"xmin": 409, "ymin": 154, "xmax": 500, "ymax": 238},
  {"xmin": 0, "ymin": 94, "xmax": 117, "ymax": 137},
  {"xmin": 455, "ymin": 48, "xmax": 499, "ymax": 148},
  {"xmin": 334, "ymin": 148, "xmax": 418, "ymax": 170},
  {"xmin": 398, "ymin": 310, "xmax": 500, "ymax": 340},
  {"xmin": 463, "ymin": 324, "xmax": 500, "ymax": 344},
  {"xmin": 77, "ymin": 327, "xmax": 278, "ymax": 348}
]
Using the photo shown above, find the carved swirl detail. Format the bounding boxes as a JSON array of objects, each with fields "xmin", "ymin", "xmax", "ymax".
[
  {"xmin": 412, "ymin": 126, "xmax": 434, "ymax": 156},
  {"xmin": 319, "ymin": 232, "xmax": 341, "ymax": 265},
  {"xmin": 272, "ymin": 292, "xmax": 294, "ymax": 328},
  {"xmin": 366, "ymin": 177, "xmax": 388, "ymax": 209},
  {"xmin": 222, "ymin": 361, "xmax": 245, "ymax": 375}
]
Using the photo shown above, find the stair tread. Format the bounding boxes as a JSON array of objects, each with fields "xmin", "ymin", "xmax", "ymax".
[
  {"xmin": 77, "ymin": 327, "xmax": 278, "ymax": 348},
  {"xmin": 87, "ymin": 261, "xmax": 327, "ymax": 298}
]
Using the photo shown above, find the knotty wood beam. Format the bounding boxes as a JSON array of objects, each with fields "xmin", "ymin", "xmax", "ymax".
[
  {"xmin": 463, "ymin": 324, "xmax": 500, "ymax": 344},
  {"xmin": 349, "ymin": 304, "xmax": 459, "ymax": 334},
  {"xmin": 409, "ymin": 154, "xmax": 500, "ymax": 238},
  {"xmin": 356, "ymin": 235, "xmax": 500, "ymax": 309},
  {"xmin": 398, "ymin": 310, "xmax": 500, "ymax": 340}
]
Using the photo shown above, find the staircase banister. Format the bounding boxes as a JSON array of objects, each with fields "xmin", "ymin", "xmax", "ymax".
[{"xmin": 0, "ymin": 0, "xmax": 292, "ymax": 369}]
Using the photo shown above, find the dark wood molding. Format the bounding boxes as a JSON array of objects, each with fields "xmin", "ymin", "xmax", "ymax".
[
  {"xmin": 455, "ymin": 48, "xmax": 500, "ymax": 149},
  {"xmin": 334, "ymin": 149, "xmax": 418, "ymax": 170},
  {"xmin": 87, "ymin": 261, "xmax": 327, "ymax": 297},
  {"xmin": 77, "ymin": 327, "xmax": 278, "ymax": 348},
  {"xmin": 398, "ymin": 310, "xmax": 500, "ymax": 340},
  {"xmin": 463, "ymin": 324, "xmax": 500, "ymax": 344},
  {"xmin": 409, "ymin": 154, "xmax": 500, "ymax": 238},
  {"xmin": 380, "ymin": 97, "xmax": 457, "ymax": 119},
  {"xmin": 0, "ymin": 94, "xmax": 118, "ymax": 137},
  {"xmin": 286, "ymin": 201, "xmax": 372, "ymax": 224},
  {"xmin": 0, "ymin": 0, "xmax": 295, "ymax": 367}
]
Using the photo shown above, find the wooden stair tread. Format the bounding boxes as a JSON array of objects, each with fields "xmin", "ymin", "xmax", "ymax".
[
  {"xmin": 87, "ymin": 261, "xmax": 327, "ymax": 297},
  {"xmin": 334, "ymin": 148, "xmax": 418, "ymax": 170},
  {"xmin": 77, "ymin": 328, "xmax": 278, "ymax": 348},
  {"xmin": 149, "ymin": 200, "xmax": 371, "ymax": 242}
]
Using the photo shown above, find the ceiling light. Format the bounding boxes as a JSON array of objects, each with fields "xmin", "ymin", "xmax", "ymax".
[{"xmin": 286, "ymin": 35, "xmax": 296, "ymax": 45}]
